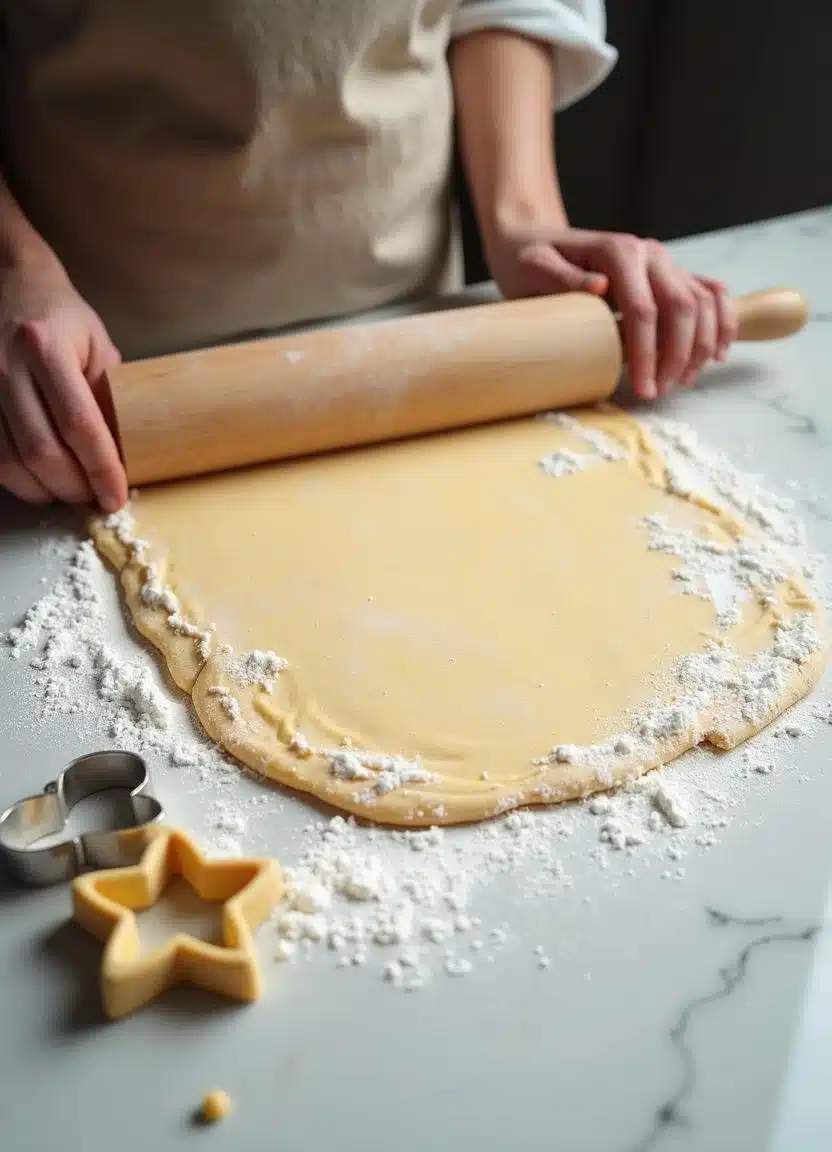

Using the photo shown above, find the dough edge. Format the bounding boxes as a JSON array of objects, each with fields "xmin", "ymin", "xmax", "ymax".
[{"xmin": 184, "ymin": 645, "xmax": 827, "ymax": 826}]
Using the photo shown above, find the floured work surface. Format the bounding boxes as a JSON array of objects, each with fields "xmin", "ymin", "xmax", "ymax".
[{"xmin": 93, "ymin": 407, "xmax": 828, "ymax": 826}]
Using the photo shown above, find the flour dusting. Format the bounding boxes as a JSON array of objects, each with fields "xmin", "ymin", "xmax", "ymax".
[
  {"xmin": 538, "ymin": 449, "xmax": 599, "ymax": 478},
  {"xmin": 541, "ymin": 411, "xmax": 629, "ymax": 462},
  {"xmin": 1, "ymin": 412, "xmax": 829, "ymax": 992}
]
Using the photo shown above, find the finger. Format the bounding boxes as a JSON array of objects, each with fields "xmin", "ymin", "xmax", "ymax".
[
  {"xmin": 646, "ymin": 246, "xmax": 697, "ymax": 395},
  {"xmin": 85, "ymin": 319, "xmax": 123, "ymax": 383},
  {"xmin": 680, "ymin": 282, "xmax": 718, "ymax": 387},
  {"xmin": 594, "ymin": 236, "xmax": 657, "ymax": 399},
  {"xmin": 0, "ymin": 415, "xmax": 52, "ymax": 503},
  {"xmin": 0, "ymin": 356, "xmax": 92, "ymax": 504},
  {"xmin": 518, "ymin": 244, "xmax": 609, "ymax": 297},
  {"xmin": 698, "ymin": 277, "xmax": 737, "ymax": 361},
  {"xmin": 23, "ymin": 323, "xmax": 127, "ymax": 512}
]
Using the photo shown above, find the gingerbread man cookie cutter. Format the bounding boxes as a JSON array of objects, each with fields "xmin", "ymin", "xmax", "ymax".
[
  {"xmin": 72, "ymin": 827, "xmax": 283, "ymax": 1018},
  {"xmin": 0, "ymin": 750, "xmax": 164, "ymax": 886}
]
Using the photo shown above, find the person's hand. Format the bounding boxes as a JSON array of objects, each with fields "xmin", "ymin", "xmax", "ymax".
[
  {"xmin": 0, "ymin": 256, "xmax": 126, "ymax": 510},
  {"xmin": 485, "ymin": 226, "xmax": 739, "ymax": 400}
]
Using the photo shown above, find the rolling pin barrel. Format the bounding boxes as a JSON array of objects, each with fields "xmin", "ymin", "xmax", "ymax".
[
  {"xmin": 108, "ymin": 293, "xmax": 622, "ymax": 487},
  {"xmin": 107, "ymin": 286, "xmax": 808, "ymax": 487}
]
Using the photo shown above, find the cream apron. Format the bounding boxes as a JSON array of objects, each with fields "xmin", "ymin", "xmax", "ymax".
[{"xmin": 1, "ymin": 1, "xmax": 464, "ymax": 358}]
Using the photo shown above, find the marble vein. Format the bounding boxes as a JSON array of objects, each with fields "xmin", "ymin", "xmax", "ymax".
[
  {"xmin": 760, "ymin": 394, "xmax": 820, "ymax": 437},
  {"xmin": 625, "ymin": 908, "xmax": 821, "ymax": 1152}
]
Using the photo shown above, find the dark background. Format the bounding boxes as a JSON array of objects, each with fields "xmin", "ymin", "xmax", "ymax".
[{"xmin": 460, "ymin": 0, "xmax": 832, "ymax": 282}]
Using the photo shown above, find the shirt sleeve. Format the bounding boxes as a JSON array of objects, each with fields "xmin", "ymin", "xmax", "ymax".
[{"xmin": 451, "ymin": 1, "xmax": 617, "ymax": 110}]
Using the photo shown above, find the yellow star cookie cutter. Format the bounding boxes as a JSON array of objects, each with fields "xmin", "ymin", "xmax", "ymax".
[{"xmin": 71, "ymin": 827, "xmax": 283, "ymax": 1019}]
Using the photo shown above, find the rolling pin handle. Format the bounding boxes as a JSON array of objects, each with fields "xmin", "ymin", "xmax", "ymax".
[{"xmin": 732, "ymin": 287, "xmax": 809, "ymax": 341}]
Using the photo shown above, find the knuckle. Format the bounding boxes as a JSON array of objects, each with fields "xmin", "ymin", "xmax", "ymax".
[
  {"xmin": 24, "ymin": 318, "xmax": 49, "ymax": 340},
  {"xmin": 20, "ymin": 434, "xmax": 60, "ymax": 471},
  {"xmin": 60, "ymin": 406, "xmax": 98, "ymax": 443},
  {"xmin": 630, "ymin": 300, "xmax": 658, "ymax": 325},
  {"xmin": 599, "ymin": 233, "xmax": 625, "ymax": 259},
  {"xmin": 21, "ymin": 318, "xmax": 52, "ymax": 351},
  {"xmin": 666, "ymin": 290, "xmax": 697, "ymax": 319}
]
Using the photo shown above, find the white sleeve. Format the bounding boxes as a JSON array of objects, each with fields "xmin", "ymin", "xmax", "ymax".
[{"xmin": 451, "ymin": 1, "xmax": 617, "ymax": 110}]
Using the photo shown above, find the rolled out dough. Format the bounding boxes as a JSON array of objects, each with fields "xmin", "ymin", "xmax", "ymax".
[{"xmin": 93, "ymin": 407, "xmax": 827, "ymax": 826}]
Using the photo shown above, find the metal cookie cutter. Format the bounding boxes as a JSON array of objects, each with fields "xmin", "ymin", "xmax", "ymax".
[{"xmin": 0, "ymin": 751, "xmax": 164, "ymax": 886}]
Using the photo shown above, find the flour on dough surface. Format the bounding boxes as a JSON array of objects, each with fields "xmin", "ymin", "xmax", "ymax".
[{"xmin": 91, "ymin": 406, "xmax": 828, "ymax": 826}]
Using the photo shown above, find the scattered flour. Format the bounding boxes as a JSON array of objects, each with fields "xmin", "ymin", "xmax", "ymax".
[
  {"xmin": 302, "ymin": 746, "xmax": 438, "ymax": 798},
  {"xmin": 231, "ymin": 650, "xmax": 288, "ymax": 692},
  {"xmin": 329, "ymin": 751, "xmax": 373, "ymax": 781},
  {"xmin": 538, "ymin": 449, "xmax": 599, "ymax": 479},
  {"xmin": 287, "ymin": 878, "xmax": 332, "ymax": 915},
  {"xmin": 444, "ymin": 956, "xmax": 473, "ymax": 978},
  {"xmin": 537, "ymin": 414, "xmax": 627, "ymax": 479},
  {"xmin": 207, "ymin": 686, "xmax": 243, "ymax": 723},
  {"xmin": 652, "ymin": 782, "xmax": 689, "ymax": 829},
  {"xmin": 540, "ymin": 411, "xmax": 629, "ymax": 462},
  {"xmin": 6, "ymin": 541, "xmax": 172, "ymax": 733},
  {"xmin": 1, "ymin": 414, "xmax": 829, "ymax": 992},
  {"xmin": 639, "ymin": 513, "xmax": 791, "ymax": 629},
  {"xmin": 529, "ymin": 617, "xmax": 822, "ymax": 795},
  {"xmin": 103, "ymin": 507, "xmax": 215, "ymax": 660},
  {"xmin": 209, "ymin": 801, "xmax": 247, "ymax": 839},
  {"xmin": 647, "ymin": 418, "xmax": 812, "ymax": 551}
]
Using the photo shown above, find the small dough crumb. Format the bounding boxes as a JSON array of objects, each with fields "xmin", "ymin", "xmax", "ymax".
[{"xmin": 199, "ymin": 1090, "xmax": 232, "ymax": 1125}]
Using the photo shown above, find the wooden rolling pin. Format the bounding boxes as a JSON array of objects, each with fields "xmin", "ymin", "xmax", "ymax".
[{"xmin": 107, "ymin": 287, "xmax": 808, "ymax": 487}]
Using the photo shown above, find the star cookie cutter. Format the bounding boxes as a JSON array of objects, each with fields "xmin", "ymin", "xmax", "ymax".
[
  {"xmin": 72, "ymin": 827, "xmax": 283, "ymax": 1018},
  {"xmin": 0, "ymin": 750, "xmax": 164, "ymax": 886}
]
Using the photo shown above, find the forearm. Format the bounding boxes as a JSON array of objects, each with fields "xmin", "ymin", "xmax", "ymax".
[
  {"xmin": 0, "ymin": 175, "xmax": 61, "ymax": 270},
  {"xmin": 450, "ymin": 30, "xmax": 568, "ymax": 251}
]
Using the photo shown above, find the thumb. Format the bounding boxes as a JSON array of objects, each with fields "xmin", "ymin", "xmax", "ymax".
[{"xmin": 518, "ymin": 244, "xmax": 608, "ymax": 297}]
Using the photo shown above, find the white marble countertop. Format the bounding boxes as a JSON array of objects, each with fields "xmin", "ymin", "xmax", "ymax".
[{"xmin": 0, "ymin": 208, "xmax": 830, "ymax": 1152}]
